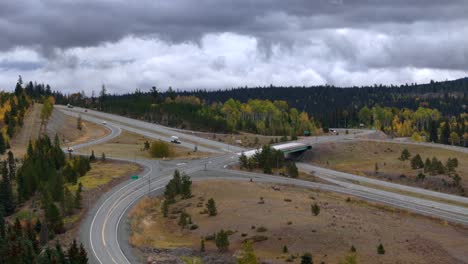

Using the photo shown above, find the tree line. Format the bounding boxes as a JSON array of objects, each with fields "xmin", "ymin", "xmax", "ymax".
[{"xmin": 357, "ymin": 105, "xmax": 468, "ymax": 147}]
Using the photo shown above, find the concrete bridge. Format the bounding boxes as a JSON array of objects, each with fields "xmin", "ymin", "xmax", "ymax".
[{"xmin": 240, "ymin": 142, "xmax": 312, "ymax": 158}]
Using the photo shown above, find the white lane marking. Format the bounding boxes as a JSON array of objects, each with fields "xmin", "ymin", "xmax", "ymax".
[{"xmin": 177, "ymin": 163, "xmax": 186, "ymax": 166}]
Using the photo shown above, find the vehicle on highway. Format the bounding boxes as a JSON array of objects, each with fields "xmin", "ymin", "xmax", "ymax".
[
  {"xmin": 102, "ymin": 121, "xmax": 107, "ymax": 125},
  {"xmin": 67, "ymin": 104, "xmax": 74, "ymax": 108},
  {"xmin": 67, "ymin": 147, "xmax": 74, "ymax": 152},
  {"xmin": 84, "ymin": 109, "xmax": 88, "ymax": 112},
  {"xmin": 170, "ymin": 136, "xmax": 181, "ymax": 144},
  {"xmin": 330, "ymin": 129, "xmax": 339, "ymax": 135}
]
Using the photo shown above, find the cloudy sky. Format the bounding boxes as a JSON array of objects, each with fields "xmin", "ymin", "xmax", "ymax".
[{"xmin": 0, "ymin": 0, "xmax": 467, "ymax": 94}]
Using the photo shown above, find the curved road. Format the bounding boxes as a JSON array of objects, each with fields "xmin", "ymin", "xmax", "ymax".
[{"xmin": 56, "ymin": 106, "xmax": 468, "ymax": 264}]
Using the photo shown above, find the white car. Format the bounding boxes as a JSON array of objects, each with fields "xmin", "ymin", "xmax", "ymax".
[
  {"xmin": 170, "ymin": 136, "xmax": 181, "ymax": 144},
  {"xmin": 102, "ymin": 121, "xmax": 107, "ymax": 125}
]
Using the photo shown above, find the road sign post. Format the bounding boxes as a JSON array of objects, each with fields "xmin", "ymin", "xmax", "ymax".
[{"xmin": 131, "ymin": 175, "xmax": 139, "ymax": 180}]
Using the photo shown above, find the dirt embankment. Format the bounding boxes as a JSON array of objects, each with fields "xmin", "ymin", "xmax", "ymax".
[
  {"xmin": 46, "ymin": 108, "xmax": 109, "ymax": 146},
  {"xmin": 129, "ymin": 180, "xmax": 468, "ymax": 264}
]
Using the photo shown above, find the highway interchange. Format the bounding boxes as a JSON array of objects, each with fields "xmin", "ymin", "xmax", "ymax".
[{"xmin": 56, "ymin": 105, "xmax": 468, "ymax": 264}]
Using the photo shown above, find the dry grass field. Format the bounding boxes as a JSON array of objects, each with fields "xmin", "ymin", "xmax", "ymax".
[
  {"xmin": 129, "ymin": 180, "xmax": 468, "ymax": 264},
  {"xmin": 303, "ymin": 141, "xmax": 468, "ymax": 195},
  {"xmin": 78, "ymin": 130, "xmax": 213, "ymax": 160}
]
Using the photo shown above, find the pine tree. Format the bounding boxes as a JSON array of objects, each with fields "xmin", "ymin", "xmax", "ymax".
[
  {"xmin": 78, "ymin": 243, "xmax": 88, "ymax": 264},
  {"xmin": 161, "ymin": 199, "xmax": 169, "ymax": 217},
  {"xmin": 429, "ymin": 120, "xmax": 438, "ymax": 143},
  {"xmin": 75, "ymin": 182, "xmax": 83, "ymax": 209},
  {"xmin": 377, "ymin": 243, "xmax": 386, "ymax": 254},
  {"xmin": 311, "ymin": 203, "xmax": 320, "ymax": 216},
  {"xmin": 237, "ymin": 240, "xmax": 258, "ymax": 264},
  {"xmin": 101, "ymin": 152, "xmax": 106, "ymax": 161},
  {"xmin": 200, "ymin": 239, "xmax": 205, "ymax": 252},
  {"xmin": 282, "ymin": 245, "xmax": 288, "ymax": 253},
  {"xmin": 215, "ymin": 230, "xmax": 229, "ymax": 252},
  {"xmin": 441, "ymin": 121, "xmax": 450, "ymax": 145},
  {"xmin": 45, "ymin": 201, "xmax": 64, "ymax": 234},
  {"xmin": 300, "ymin": 253, "xmax": 313, "ymax": 264},
  {"xmin": 0, "ymin": 133, "xmax": 6, "ymax": 155},
  {"xmin": 399, "ymin": 148, "xmax": 411, "ymax": 161},
  {"xmin": 181, "ymin": 174, "xmax": 192, "ymax": 199},
  {"xmin": 55, "ymin": 241, "xmax": 66, "ymax": 264},
  {"xmin": 89, "ymin": 150, "xmax": 96, "ymax": 162},
  {"xmin": 206, "ymin": 198, "xmax": 217, "ymax": 216},
  {"xmin": 0, "ymin": 160, "xmax": 16, "ymax": 215},
  {"xmin": 7, "ymin": 151, "xmax": 15, "ymax": 180},
  {"xmin": 68, "ymin": 239, "xmax": 79, "ymax": 263},
  {"xmin": 411, "ymin": 154, "xmax": 424, "ymax": 169},
  {"xmin": 287, "ymin": 162, "xmax": 299, "ymax": 178},
  {"xmin": 39, "ymin": 221, "xmax": 49, "ymax": 246},
  {"xmin": 63, "ymin": 187, "xmax": 75, "ymax": 216}
]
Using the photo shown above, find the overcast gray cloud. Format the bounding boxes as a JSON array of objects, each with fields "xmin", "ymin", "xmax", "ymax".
[{"xmin": 0, "ymin": 0, "xmax": 467, "ymax": 93}]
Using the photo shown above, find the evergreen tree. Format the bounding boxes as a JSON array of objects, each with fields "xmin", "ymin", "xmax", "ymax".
[
  {"xmin": 0, "ymin": 160, "xmax": 16, "ymax": 215},
  {"xmin": 75, "ymin": 182, "xmax": 83, "ymax": 209},
  {"xmin": 39, "ymin": 222, "xmax": 48, "ymax": 246},
  {"xmin": 311, "ymin": 203, "xmax": 320, "ymax": 216},
  {"xmin": 441, "ymin": 121, "xmax": 450, "ymax": 145},
  {"xmin": 63, "ymin": 187, "xmax": 75, "ymax": 216},
  {"xmin": 161, "ymin": 199, "xmax": 169, "ymax": 217},
  {"xmin": 429, "ymin": 120, "xmax": 438, "ymax": 143},
  {"xmin": 411, "ymin": 154, "xmax": 424, "ymax": 169},
  {"xmin": 68, "ymin": 239, "xmax": 79, "ymax": 263},
  {"xmin": 200, "ymin": 239, "xmax": 205, "ymax": 252},
  {"xmin": 55, "ymin": 241, "xmax": 66, "ymax": 264},
  {"xmin": 0, "ymin": 133, "xmax": 6, "ymax": 155},
  {"xmin": 237, "ymin": 240, "xmax": 258, "ymax": 264},
  {"xmin": 287, "ymin": 162, "xmax": 299, "ymax": 178},
  {"xmin": 206, "ymin": 198, "xmax": 217, "ymax": 216},
  {"xmin": 377, "ymin": 243, "xmax": 386, "ymax": 254},
  {"xmin": 300, "ymin": 253, "xmax": 313, "ymax": 264},
  {"xmin": 181, "ymin": 174, "xmax": 192, "ymax": 199},
  {"xmin": 45, "ymin": 201, "xmax": 64, "ymax": 234},
  {"xmin": 399, "ymin": 148, "xmax": 411, "ymax": 161},
  {"xmin": 89, "ymin": 150, "xmax": 96, "ymax": 162},
  {"xmin": 78, "ymin": 243, "xmax": 88, "ymax": 264},
  {"xmin": 215, "ymin": 230, "xmax": 229, "ymax": 252},
  {"xmin": 7, "ymin": 151, "xmax": 15, "ymax": 180}
]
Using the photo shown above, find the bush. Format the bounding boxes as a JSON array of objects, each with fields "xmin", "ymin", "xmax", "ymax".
[
  {"xmin": 377, "ymin": 243, "xmax": 385, "ymax": 255},
  {"xmin": 311, "ymin": 203, "xmax": 320, "ymax": 216},
  {"xmin": 150, "ymin": 140, "xmax": 172, "ymax": 158},
  {"xmin": 256, "ymin": 226, "xmax": 268, "ymax": 232},
  {"xmin": 411, "ymin": 154, "xmax": 424, "ymax": 169},
  {"xmin": 399, "ymin": 148, "xmax": 411, "ymax": 161}
]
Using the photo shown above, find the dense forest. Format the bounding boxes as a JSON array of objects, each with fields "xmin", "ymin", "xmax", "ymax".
[
  {"xmin": 0, "ymin": 79, "xmax": 90, "ymax": 263},
  {"xmin": 22, "ymin": 76, "xmax": 468, "ymax": 147}
]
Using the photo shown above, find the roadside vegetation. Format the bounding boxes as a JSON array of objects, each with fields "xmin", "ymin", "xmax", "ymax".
[{"xmin": 239, "ymin": 145, "xmax": 299, "ymax": 178}]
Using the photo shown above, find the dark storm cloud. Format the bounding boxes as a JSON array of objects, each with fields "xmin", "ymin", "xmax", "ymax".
[
  {"xmin": 0, "ymin": 0, "xmax": 467, "ymax": 92},
  {"xmin": 0, "ymin": 0, "xmax": 466, "ymax": 50}
]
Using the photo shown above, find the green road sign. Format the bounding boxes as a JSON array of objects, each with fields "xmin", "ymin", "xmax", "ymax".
[{"xmin": 131, "ymin": 175, "xmax": 139, "ymax": 180}]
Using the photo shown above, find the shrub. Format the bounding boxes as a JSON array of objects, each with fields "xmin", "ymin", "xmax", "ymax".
[
  {"xmin": 150, "ymin": 140, "xmax": 172, "ymax": 158},
  {"xmin": 256, "ymin": 226, "xmax": 268, "ymax": 232},
  {"xmin": 311, "ymin": 203, "xmax": 320, "ymax": 216},
  {"xmin": 377, "ymin": 243, "xmax": 385, "ymax": 254},
  {"xmin": 399, "ymin": 148, "xmax": 411, "ymax": 161}
]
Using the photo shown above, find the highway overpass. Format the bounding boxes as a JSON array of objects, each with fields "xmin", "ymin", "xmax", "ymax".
[{"xmin": 241, "ymin": 142, "xmax": 312, "ymax": 158}]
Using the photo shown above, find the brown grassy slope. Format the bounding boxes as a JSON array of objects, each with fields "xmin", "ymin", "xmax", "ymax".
[{"xmin": 129, "ymin": 180, "xmax": 468, "ymax": 264}]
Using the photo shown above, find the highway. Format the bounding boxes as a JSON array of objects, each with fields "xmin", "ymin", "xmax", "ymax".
[{"xmin": 56, "ymin": 106, "xmax": 468, "ymax": 264}]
